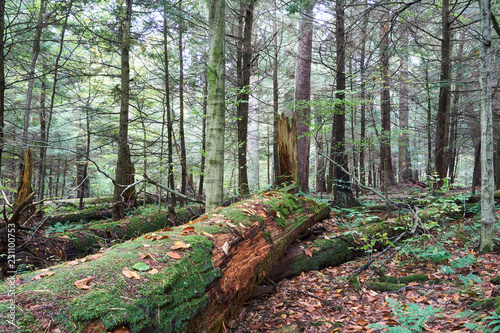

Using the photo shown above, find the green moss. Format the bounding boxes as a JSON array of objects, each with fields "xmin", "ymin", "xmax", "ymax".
[
  {"xmin": 378, "ymin": 274, "xmax": 430, "ymax": 284},
  {"xmin": 365, "ymin": 282, "xmax": 405, "ymax": 292},
  {"xmin": 491, "ymin": 275, "xmax": 500, "ymax": 285}
]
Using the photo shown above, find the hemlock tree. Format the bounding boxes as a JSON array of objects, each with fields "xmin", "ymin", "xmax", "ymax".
[
  {"xmin": 478, "ymin": 0, "xmax": 495, "ymax": 253},
  {"xmin": 112, "ymin": 0, "xmax": 135, "ymax": 221},
  {"xmin": 204, "ymin": 0, "xmax": 226, "ymax": 212}
]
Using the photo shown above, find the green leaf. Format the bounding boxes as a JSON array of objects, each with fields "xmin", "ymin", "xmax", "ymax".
[{"xmin": 132, "ymin": 262, "xmax": 150, "ymax": 271}]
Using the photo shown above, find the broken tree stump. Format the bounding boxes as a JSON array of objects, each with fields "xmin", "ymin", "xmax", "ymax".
[{"xmin": 0, "ymin": 191, "xmax": 329, "ymax": 332}]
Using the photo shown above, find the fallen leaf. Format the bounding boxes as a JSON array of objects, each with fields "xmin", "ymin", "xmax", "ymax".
[
  {"xmin": 171, "ymin": 241, "xmax": 191, "ymax": 250},
  {"xmin": 122, "ymin": 267, "xmax": 140, "ymax": 279},
  {"xmin": 302, "ymin": 248, "xmax": 313, "ymax": 257},
  {"xmin": 222, "ymin": 241, "xmax": 230, "ymax": 254},
  {"xmin": 74, "ymin": 276, "xmax": 94, "ymax": 289},
  {"xmin": 148, "ymin": 268, "xmax": 159, "ymax": 275},
  {"xmin": 202, "ymin": 231, "xmax": 215, "ymax": 238},
  {"xmin": 143, "ymin": 243, "xmax": 151, "ymax": 247},
  {"xmin": 239, "ymin": 223, "xmax": 247, "ymax": 229},
  {"xmin": 166, "ymin": 252, "xmax": 181, "ymax": 260},
  {"xmin": 88, "ymin": 253, "xmax": 103, "ymax": 261},
  {"xmin": 161, "ymin": 227, "xmax": 173, "ymax": 232},
  {"xmin": 32, "ymin": 271, "xmax": 55, "ymax": 280},
  {"xmin": 183, "ymin": 226, "xmax": 195, "ymax": 232},
  {"xmin": 139, "ymin": 253, "xmax": 152, "ymax": 259},
  {"xmin": 132, "ymin": 262, "xmax": 150, "ymax": 271},
  {"xmin": 68, "ymin": 259, "xmax": 79, "ymax": 266},
  {"xmin": 227, "ymin": 222, "xmax": 236, "ymax": 228},
  {"xmin": 158, "ymin": 235, "xmax": 169, "ymax": 240}
]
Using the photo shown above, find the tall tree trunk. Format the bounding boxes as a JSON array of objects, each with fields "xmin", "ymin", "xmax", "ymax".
[
  {"xmin": 38, "ymin": 63, "xmax": 48, "ymax": 202},
  {"xmin": 248, "ymin": 75, "xmax": 260, "ymax": 190},
  {"xmin": 398, "ymin": 28, "xmax": 412, "ymax": 183},
  {"xmin": 0, "ymin": 0, "xmax": 5, "ymax": 176},
  {"xmin": 435, "ymin": 0, "xmax": 452, "ymax": 188},
  {"xmin": 112, "ymin": 0, "xmax": 135, "ymax": 221},
  {"xmin": 294, "ymin": 2, "xmax": 314, "ymax": 192},
  {"xmin": 359, "ymin": 8, "xmax": 368, "ymax": 192},
  {"xmin": 179, "ymin": 0, "xmax": 187, "ymax": 206},
  {"xmin": 237, "ymin": 0, "xmax": 255, "ymax": 196},
  {"xmin": 315, "ymin": 112, "xmax": 326, "ymax": 192},
  {"xmin": 425, "ymin": 60, "xmax": 433, "ymax": 176},
  {"xmin": 379, "ymin": 16, "xmax": 395, "ymax": 188},
  {"xmin": 205, "ymin": 0, "xmax": 226, "ymax": 212},
  {"xmin": 164, "ymin": 7, "xmax": 176, "ymax": 207},
  {"xmin": 199, "ymin": 67, "xmax": 208, "ymax": 196},
  {"xmin": 277, "ymin": 114, "xmax": 299, "ymax": 185},
  {"xmin": 272, "ymin": 0, "xmax": 280, "ymax": 184},
  {"xmin": 22, "ymin": 0, "xmax": 46, "ymax": 148},
  {"xmin": 479, "ymin": 0, "xmax": 495, "ymax": 253}
]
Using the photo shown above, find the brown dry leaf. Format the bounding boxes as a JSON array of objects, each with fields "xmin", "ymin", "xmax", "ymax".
[
  {"xmin": 32, "ymin": 271, "xmax": 55, "ymax": 280},
  {"xmin": 158, "ymin": 235, "xmax": 169, "ymax": 240},
  {"xmin": 241, "ymin": 208, "xmax": 255, "ymax": 216},
  {"xmin": 227, "ymin": 222, "xmax": 237, "ymax": 228},
  {"xmin": 144, "ymin": 234, "xmax": 152, "ymax": 239},
  {"xmin": 161, "ymin": 227, "xmax": 173, "ymax": 232},
  {"xmin": 166, "ymin": 252, "xmax": 181, "ymax": 260},
  {"xmin": 122, "ymin": 267, "xmax": 140, "ymax": 279},
  {"xmin": 74, "ymin": 276, "xmax": 93, "ymax": 289},
  {"xmin": 171, "ymin": 241, "xmax": 190, "ymax": 250},
  {"xmin": 302, "ymin": 248, "xmax": 313, "ymax": 257},
  {"xmin": 143, "ymin": 243, "xmax": 151, "ymax": 247},
  {"xmin": 181, "ymin": 232, "xmax": 189, "ymax": 236},
  {"xmin": 222, "ymin": 241, "xmax": 230, "ymax": 255},
  {"xmin": 68, "ymin": 259, "xmax": 79, "ymax": 266},
  {"xmin": 239, "ymin": 223, "xmax": 247, "ymax": 229},
  {"xmin": 139, "ymin": 253, "xmax": 152, "ymax": 259},
  {"xmin": 88, "ymin": 253, "xmax": 103, "ymax": 261},
  {"xmin": 148, "ymin": 268, "xmax": 159, "ymax": 275},
  {"xmin": 202, "ymin": 231, "xmax": 215, "ymax": 238},
  {"xmin": 183, "ymin": 226, "xmax": 195, "ymax": 232}
]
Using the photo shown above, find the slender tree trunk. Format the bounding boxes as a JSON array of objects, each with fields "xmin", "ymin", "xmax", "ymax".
[
  {"xmin": 359, "ymin": 9, "xmax": 368, "ymax": 192},
  {"xmin": 237, "ymin": 0, "xmax": 255, "ymax": 196},
  {"xmin": 0, "ymin": 0, "xmax": 5, "ymax": 175},
  {"xmin": 248, "ymin": 75, "xmax": 260, "ymax": 190},
  {"xmin": 179, "ymin": 0, "xmax": 187, "ymax": 205},
  {"xmin": 199, "ymin": 68, "xmax": 208, "ymax": 196},
  {"xmin": 425, "ymin": 60, "xmax": 433, "ymax": 176},
  {"xmin": 398, "ymin": 28, "xmax": 412, "ymax": 183},
  {"xmin": 294, "ymin": 1, "xmax": 314, "ymax": 192},
  {"xmin": 112, "ymin": 0, "xmax": 135, "ymax": 221},
  {"xmin": 479, "ymin": 0, "xmax": 495, "ymax": 253},
  {"xmin": 22, "ymin": 0, "xmax": 46, "ymax": 148},
  {"xmin": 435, "ymin": 0, "xmax": 452, "ymax": 187},
  {"xmin": 379, "ymin": 16, "xmax": 395, "ymax": 188},
  {"xmin": 205, "ymin": 0, "xmax": 226, "ymax": 212},
  {"xmin": 163, "ymin": 7, "xmax": 176, "ymax": 207},
  {"xmin": 273, "ymin": 0, "xmax": 280, "ymax": 184},
  {"xmin": 38, "ymin": 63, "xmax": 48, "ymax": 202},
  {"xmin": 315, "ymin": 112, "xmax": 326, "ymax": 192}
]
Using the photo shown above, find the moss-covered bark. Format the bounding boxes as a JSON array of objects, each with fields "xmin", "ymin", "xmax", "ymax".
[{"xmin": 0, "ymin": 191, "xmax": 329, "ymax": 333}]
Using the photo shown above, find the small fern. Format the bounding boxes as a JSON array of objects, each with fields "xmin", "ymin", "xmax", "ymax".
[
  {"xmin": 368, "ymin": 298, "xmax": 441, "ymax": 333},
  {"xmin": 457, "ymin": 311, "xmax": 500, "ymax": 332}
]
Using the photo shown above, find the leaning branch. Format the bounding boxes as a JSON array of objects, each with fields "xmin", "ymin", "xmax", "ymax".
[{"xmin": 141, "ymin": 175, "xmax": 204, "ymax": 204}]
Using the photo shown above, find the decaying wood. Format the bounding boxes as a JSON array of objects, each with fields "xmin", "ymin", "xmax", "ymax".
[
  {"xmin": 0, "ymin": 192, "xmax": 329, "ymax": 333},
  {"xmin": 277, "ymin": 114, "xmax": 299, "ymax": 186},
  {"xmin": 14, "ymin": 148, "xmax": 35, "ymax": 226}
]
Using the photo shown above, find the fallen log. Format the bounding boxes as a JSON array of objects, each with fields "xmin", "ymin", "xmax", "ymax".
[{"xmin": 0, "ymin": 191, "xmax": 329, "ymax": 332}]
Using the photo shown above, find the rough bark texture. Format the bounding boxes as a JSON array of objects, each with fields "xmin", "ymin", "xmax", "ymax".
[
  {"xmin": 479, "ymin": 0, "xmax": 495, "ymax": 253},
  {"xmin": 0, "ymin": 0, "xmax": 4, "ymax": 175},
  {"xmin": 179, "ymin": 0, "xmax": 187, "ymax": 206},
  {"xmin": 14, "ymin": 148, "xmax": 34, "ymax": 225},
  {"xmin": 435, "ymin": 0, "xmax": 451, "ymax": 187},
  {"xmin": 248, "ymin": 75, "xmax": 260, "ymax": 190},
  {"xmin": 0, "ymin": 192, "xmax": 329, "ymax": 333},
  {"xmin": 113, "ymin": 0, "xmax": 135, "ymax": 221},
  {"xmin": 379, "ymin": 18, "xmax": 395, "ymax": 186},
  {"xmin": 205, "ymin": 0, "xmax": 226, "ymax": 211},
  {"xmin": 277, "ymin": 114, "xmax": 299, "ymax": 186},
  {"xmin": 294, "ymin": 2, "xmax": 314, "ymax": 192},
  {"xmin": 398, "ymin": 28, "xmax": 412, "ymax": 183}
]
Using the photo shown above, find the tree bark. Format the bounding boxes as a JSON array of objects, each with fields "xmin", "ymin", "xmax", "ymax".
[
  {"xmin": 248, "ymin": 75, "xmax": 260, "ymax": 190},
  {"xmin": 112, "ymin": 0, "xmax": 135, "ymax": 221},
  {"xmin": 379, "ymin": 16, "xmax": 395, "ymax": 187},
  {"xmin": 398, "ymin": 28, "xmax": 412, "ymax": 183},
  {"xmin": 479, "ymin": 0, "xmax": 495, "ymax": 253},
  {"xmin": 435, "ymin": 0, "xmax": 452, "ymax": 188},
  {"xmin": 294, "ymin": 2, "xmax": 314, "ymax": 192},
  {"xmin": 277, "ymin": 114, "xmax": 299, "ymax": 186},
  {"xmin": 205, "ymin": 0, "xmax": 226, "ymax": 212},
  {"xmin": 272, "ymin": 0, "xmax": 280, "ymax": 184},
  {"xmin": 0, "ymin": 0, "xmax": 5, "ymax": 176},
  {"xmin": 179, "ymin": 0, "xmax": 187, "ymax": 206}
]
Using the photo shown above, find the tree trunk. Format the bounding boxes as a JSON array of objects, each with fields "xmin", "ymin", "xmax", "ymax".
[
  {"xmin": 112, "ymin": 0, "xmax": 135, "ymax": 221},
  {"xmin": 22, "ymin": 0, "xmax": 46, "ymax": 148},
  {"xmin": 2, "ymin": 193, "xmax": 329, "ymax": 333},
  {"xmin": 179, "ymin": 0, "xmax": 187, "ymax": 206},
  {"xmin": 14, "ymin": 148, "xmax": 34, "ymax": 226},
  {"xmin": 205, "ymin": 0, "xmax": 226, "ymax": 212},
  {"xmin": 163, "ymin": 8, "xmax": 176, "ymax": 208},
  {"xmin": 199, "ymin": 67, "xmax": 208, "ymax": 196},
  {"xmin": 434, "ymin": 0, "xmax": 452, "ymax": 188},
  {"xmin": 277, "ymin": 114, "xmax": 299, "ymax": 186},
  {"xmin": 294, "ymin": 2, "xmax": 314, "ymax": 192},
  {"xmin": 236, "ymin": 0, "xmax": 254, "ymax": 197},
  {"xmin": 315, "ymin": 113, "xmax": 326, "ymax": 192},
  {"xmin": 248, "ymin": 75, "xmax": 260, "ymax": 190},
  {"xmin": 479, "ymin": 0, "xmax": 495, "ymax": 253},
  {"xmin": 398, "ymin": 30, "xmax": 412, "ymax": 183},
  {"xmin": 380, "ymin": 16, "xmax": 395, "ymax": 187},
  {"xmin": 359, "ymin": 7, "xmax": 368, "ymax": 193},
  {"xmin": 0, "ymin": 0, "xmax": 5, "ymax": 176},
  {"xmin": 272, "ymin": 0, "xmax": 280, "ymax": 184}
]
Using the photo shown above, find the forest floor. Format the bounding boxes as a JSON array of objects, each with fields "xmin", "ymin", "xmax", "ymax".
[{"xmin": 232, "ymin": 190, "xmax": 500, "ymax": 333}]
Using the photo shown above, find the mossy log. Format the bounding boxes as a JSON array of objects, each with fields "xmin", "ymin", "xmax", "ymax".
[
  {"xmin": 267, "ymin": 220, "xmax": 407, "ymax": 281},
  {"xmin": 0, "ymin": 191, "xmax": 329, "ymax": 333},
  {"xmin": 46, "ymin": 207, "xmax": 113, "ymax": 225}
]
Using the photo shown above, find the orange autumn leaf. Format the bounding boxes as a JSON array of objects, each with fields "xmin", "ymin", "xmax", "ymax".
[
  {"xmin": 183, "ymin": 226, "xmax": 195, "ymax": 232},
  {"xmin": 166, "ymin": 252, "xmax": 181, "ymax": 260},
  {"xmin": 88, "ymin": 253, "xmax": 103, "ymax": 261},
  {"xmin": 32, "ymin": 271, "xmax": 55, "ymax": 280},
  {"xmin": 161, "ymin": 227, "xmax": 173, "ymax": 232},
  {"xmin": 122, "ymin": 267, "xmax": 140, "ymax": 279},
  {"xmin": 74, "ymin": 276, "xmax": 93, "ymax": 289},
  {"xmin": 171, "ymin": 241, "xmax": 190, "ymax": 250}
]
